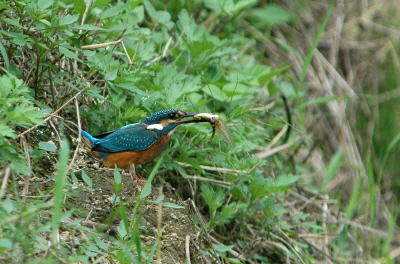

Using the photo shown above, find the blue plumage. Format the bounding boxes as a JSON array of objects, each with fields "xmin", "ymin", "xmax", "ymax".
[
  {"xmin": 80, "ymin": 109, "xmax": 203, "ymax": 184},
  {"xmin": 144, "ymin": 109, "xmax": 180, "ymax": 124},
  {"xmin": 81, "ymin": 109, "xmax": 191, "ymax": 154},
  {"xmin": 81, "ymin": 130, "xmax": 98, "ymax": 147},
  {"xmin": 90, "ymin": 123, "xmax": 160, "ymax": 153}
]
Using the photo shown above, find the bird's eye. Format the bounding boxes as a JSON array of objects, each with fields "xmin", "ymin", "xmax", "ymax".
[{"xmin": 169, "ymin": 113, "xmax": 176, "ymax": 119}]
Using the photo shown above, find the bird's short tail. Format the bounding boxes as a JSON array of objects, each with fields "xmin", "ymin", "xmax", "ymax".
[{"xmin": 81, "ymin": 130, "xmax": 98, "ymax": 149}]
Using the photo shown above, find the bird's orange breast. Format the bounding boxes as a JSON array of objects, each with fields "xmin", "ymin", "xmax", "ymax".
[{"xmin": 99, "ymin": 135, "xmax": 171, "ymax": 170}]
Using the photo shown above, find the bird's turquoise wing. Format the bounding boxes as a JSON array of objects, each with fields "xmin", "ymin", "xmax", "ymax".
[
  {"xmin": 91, "ymin": 123, "xmax": 160, "ymax": 153},
  {"xmin": 92, "ymin": 123, "xmax": 139, "ymax": 139}
]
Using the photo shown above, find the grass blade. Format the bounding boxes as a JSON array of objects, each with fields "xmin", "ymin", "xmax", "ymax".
[
  {"xmin": 299, "ymin": 1, "xmax": 334, "ymax": 88},
  {"xmin": 52, "ymin": 139, "xmax": 69, "ymax": 244}
]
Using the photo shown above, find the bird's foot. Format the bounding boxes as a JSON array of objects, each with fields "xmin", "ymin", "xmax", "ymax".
[{"xmin": 131, "ymin": 173, "xmax": 147, "ymax": 187}]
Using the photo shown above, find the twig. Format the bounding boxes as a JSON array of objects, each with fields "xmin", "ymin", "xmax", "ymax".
[
  {"xmin": 207, "ymin": 233, "xmax": 256, "ymax": 264},
  {"xmin": 177, "ymin": 162, "xmax": 246, "ymax": 175},
  {"xmin": 0, "ymin": 165, "xmax": 11, "ymax": 199},
  {"xmin": 185, "ymin": 235, "xmax": 191, "ymax": 264},
  {"xmin": 188, "ymin": 199, "xmax": 223, "ymax": 264},
  {"xmin": 146, "ymin": 37, "xmax": 173, "ymax": 66},
  {"xmin": 172, "ymin": 15, "xmax": 193, "ymax": 50},
  {"xmin": 128, "ymin": 38, "xmax": 141, "ymax": 71},
  {"xmin": 19, "ymin": 89, "xmax": 84, "ymax": 137},
  {"xmin": 67, "ymin": 98, "xmax": 82, "ymax": 171},
  {"xmin": 186, "ymin": 175, "xmax": 231, "ymax": 188},
  {"xmin": 156, "ymin": 186, "xmax": 164, "ymax": 263},
  {"xmin": 254, "ymin": 136, "xmax": 307, "ymax": 159},
  {"xmin": 121, "ymin": 41, "xmax": 132, "ymax": 65},
  {"xmin": 81, "ymin": 39, "xmax": 123, "ymax": 50},
  {"xmin": 20, "ymin": 135, "xmax": 31, "ymax": 201},
  {"xmin": 79, "ymin": 0, "xmax": 93, "ymax": 34}
]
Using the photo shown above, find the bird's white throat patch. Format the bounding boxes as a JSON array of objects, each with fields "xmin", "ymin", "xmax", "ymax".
[{"xmin": 147, "ymin": 124, "xmax": 164, "ymax": 131}]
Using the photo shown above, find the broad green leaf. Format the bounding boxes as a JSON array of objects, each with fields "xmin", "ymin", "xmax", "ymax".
[
  {"xmin": 0, "ymin": 2, "xmax": 12, "ymax": 10},
  {"xmin": 116, "ymin": 83, "xmax": 148, "ymax": 95},
  {"xmin": 252, "ymin": 4, "xmax": 292, "ymax": 26},
  {"xmin": 100, "ymin": 3, "xmax": 128, "ymax": 19},
  {"xmin": 59, "ymin": 46, "xmax": 82, "ymax": 62},
  {"xmin": 233, "ymin": 0, "xmax": 257, "ymax": 14},
  {"xmin": 213, "ymin": 244, "xmax": 235, "ymax": 252},
  {"xmin": 39, "ymin": 19, "xmax": 52, "ymax": 27},
  {"xmin": 0, "ymin": 239, "xmax": 12, "ymax": 251},
  {"xmin": 39, "ymin": 141, "xmax": 57, "ymax": 152},
  {"xmin": 73, "ymin": 0, "xmax": 86, "ymax": 15},
  {"xmin": 105, "ymin": 69, "xmax": 118, "ymax": 81},
  {"xmin": 2, "ymin": 197, "xmax": 14, "ymax": 214},
  {"xmin": 59, "ymin": 14, "xmax": 80, "ymax": 25},
  {"xmin": 3, "ymin": 18, "xmax": 24, "ymax": 29},
  {"xmin": 0, "ymin": 75, "xmax": 13, "ymax": 98},
  {"xmin": 202, "ymin": 84, "xmax": 225, "ymax": 101},
  {"xmin": 92, "ymin": 0, "xmax": 112, "ymax": 9},
  {"xmin": 37, "ymin": 0, "xmax": 55, "ymax": 12},
  {"xmin": 274, "ymin": 174, "xmax": 299, "ymax": 187}
]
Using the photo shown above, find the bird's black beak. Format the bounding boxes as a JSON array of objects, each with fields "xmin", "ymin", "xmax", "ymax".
[{"xmin": 179, "ymin": 111, "xmax": 208, "ymax": 124}]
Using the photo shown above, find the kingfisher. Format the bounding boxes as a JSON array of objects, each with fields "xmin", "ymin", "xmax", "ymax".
[{"xmin": 81, "ymin": 109, "xmax": 205, "ymax": 184}]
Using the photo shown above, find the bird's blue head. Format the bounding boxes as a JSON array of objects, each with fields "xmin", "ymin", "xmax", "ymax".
[{"xmin": 143, "ymin": 109, "xmax": 199, "ymax": 134}]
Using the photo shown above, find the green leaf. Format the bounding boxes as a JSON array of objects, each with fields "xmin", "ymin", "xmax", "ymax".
[
  {"xmin": 163, "ymin": 202, "xmax": 185, "ymax": 209},
  {"xmin": 258, "ymin": 64, "xmax": 291, "ymax": 85},
  {"xmin": 81, "ymin": 170, "xmax": 93, "ymax": 189},
  {"xmin": 299, "ymin": 96, "xmax": 346, "ymax": 109},
  {"xmin": 10, "ymin": 104, "xmax": 45, "ymax": 124},
  {"xmin": 92, "ymin": 0, "xmax": 112, "ymax": 9},
  {"xmin": 59, "ymin": 46, "xmax": 82, "ymax": 62},
  {"xmin": 201, "ymin": 184, "xmax": 225, "ymax": 211},
  {"xmin": 252, "ymin": 4, "xmax": 292, "ymax": 26},
  {"xmin": 0, "ymin": 239, "xmax": 12, "ymax": 251},
  {"xmin": 73, "ymin": 0, "xmax": 86, "ymax": 15},
  {"xmin": 202, "ymin": 84, "xmax": 226, "ymax": 101},
  {"xmin": 70, "ymin": 24, "xmax": 105, "ymax": 31},
  {"xmin": 0, "ymin": 122, "xmax": 17, "ymax": 138},
  {"xmin": 59, "ymin": 14, "xmax": 80, "ymax": 25},
  {"xmin": 100, "ymin": 3, "xmax": 128, "ymax": 19},
  {"xmin": 3, "ymin": 18, "xmax": 24, "ymax": 29},
  {"xmin": 213, "ymin": 244, "xmax": 235, "ymax": 252},
  {"xmin": 11, "ymin": 158, "xmax": 32, "ymax": 175},
  {"xmin": 38, "ymin": 141, "xmax": 57, "ymax": 152},
  {"xmin": 0, "ymin": 2, "xmax": 12, "ymax": 10},
  {"xmin": 300, "ymin": 1, "xmax": 334, "ymax": 88},
  {"xmin": 321, "ymin": 148, "xmax": 343, "ymax": 192},
  {"xmin": 113, "ymin": 165, "xmax": 122, "ymax": 185},
  {"xmin": 37, "ymin": 0, "xmax": 55, "ymax": 12},
  {"xmin": 2, "ymin": 197, "xmax": 14, "ymax": 214},
  {"xmin": 105, "ymin": 69, "xmax": 118, "ymax": 81},
  {"xmin": 274, "ymin": 174, "xmax": 299, "ymax": 187},
  {"xmin": 303, "ymin": 221, "xmax": 325, "ymax": 231},
  {"xmin": 139, "ymin": 152, "xmax": 166, "ymax": 199},
  {"xmin": 232, "ymin": 0, "xmax": 257, "ymax": 14},
  {"xmin": 223, "ymin": 257, "xmax": 244, "ymax": 264},
  {"xmin": 292, "ymin": 213, "xmax": 310, "ymax": 221}
]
